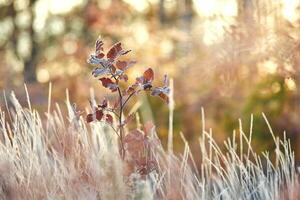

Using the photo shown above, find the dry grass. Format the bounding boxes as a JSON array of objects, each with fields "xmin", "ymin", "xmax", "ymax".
[{"xmin": 0, "ymin": 89, "xmax": 299, "ymax": 200}]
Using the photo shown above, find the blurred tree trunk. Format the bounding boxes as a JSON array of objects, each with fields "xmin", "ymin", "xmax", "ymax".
[
  {"xmin": 238, "ymin": 0, "xmax": 254, "ymax": 23},
  {"xmin": 23, "ymin": 0, "xmax": 39, "ymax": 83},
  {"xmin": 176, "ymin": 0, "xmax": 196, "ymax": 135},
  {"xmin": 23, "ymin": 33, "xmax": 38, "ymax": 83},
  {"xmin": 7, "ymin": 0, "xmax": 39, "ymax": 83},
  {"xmin": 159, "ymin": 0, "xmax": 166, "ymax": 24}
]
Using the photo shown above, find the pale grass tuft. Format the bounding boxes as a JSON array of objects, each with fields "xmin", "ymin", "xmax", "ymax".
[{"xmin": 0, "ymin": 90, "xmax": 298, "ymax": 199}]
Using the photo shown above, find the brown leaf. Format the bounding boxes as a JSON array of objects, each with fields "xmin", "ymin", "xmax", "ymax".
[
  {"xmin": 95, "ymin": 39, "xmax": 104, "ymax": 52},
  {"xmin": 86, "ymin": 114, "xmax": 94, "ymax": 123},
  {"xmin": 99, "ymin": 77, "xmax": 118, "ymax": 92},
  {"xmin": 136, "ymin": 68, "xmax": 154, "ymax": 90},
  {"xmin": 143, "ymin": 68, "xmax": 154, "ymax": 82},
  {"xmin": 95, "ymin": 110, "xmax": 104, "ymax": 121},
  {"xmin": 151, "ymin": 86, "xmax": 170, "ymax": 103},
  {"xmin": 124, "ymin": 84, "xmax": 137, "ymax": 95},
  {"xmin": 99, "ymin": 77, "xmax": 114, "ymax": 87},
  {"xmin": 107, "ymin": 42, "xmax": 131, "ymax": 61},
  {"xmin": 98, "ymin": 99, "xmax": 108, "ymax": 109},
  {"xmin": 159, "ymin": 93, "xmax": 169, "ymax": 103},
  {"xmin": 116, "ymin": 60, "xmax": 127, "ymax": 70},
  {"xmin": 96, "ymin": 52, "xmax": 105, "ymax": 59},
  {"xmin": 107, "ymin": 42, "xmax": 121, "ymax": 60},
  {"xmin": 116, "ymin": 60, "xmax": 136, "ymax": 71}
]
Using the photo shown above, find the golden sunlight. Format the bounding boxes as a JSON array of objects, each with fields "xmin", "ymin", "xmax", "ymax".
[
  {"xmin": 193, "ymin": 0, "xmax": 237, "ymax": 17},
  {"xmin": 282, "ymin": 0, "xmax": 300, "ymax": 22},
  {"xmin": 123, "ymin": 0, "xmax": 150, "ymax": 12}
]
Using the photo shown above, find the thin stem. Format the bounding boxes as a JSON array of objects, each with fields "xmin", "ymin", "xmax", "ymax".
[
  {"xmin": 112, "ymin": 74, "xmax": 126, "ymax": 160},
  {"xmin": 117, "ymin": 86, "xmax": 125, "ymax": 159},
  {"xmin": 122, "ymin": 89, "xmax": 141, "ymax": 108}
]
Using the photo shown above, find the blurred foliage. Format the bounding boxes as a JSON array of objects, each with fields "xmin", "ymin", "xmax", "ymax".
[{"xmin": 1, "ymin": 0, "xmax": 300, "ymax": 163}]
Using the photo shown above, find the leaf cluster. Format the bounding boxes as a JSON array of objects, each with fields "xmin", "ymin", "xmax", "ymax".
[{"xmin": 86, "ymin": 39, "xmax": 169, "ymax": 175}]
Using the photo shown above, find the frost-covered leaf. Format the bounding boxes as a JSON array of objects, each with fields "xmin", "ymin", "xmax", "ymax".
[
  {"xmin": 107, "ymin": 42, "xmax": 131, "ymax": 61},
  {"xmin": 151, "ymin": 87, "xmax": 169, "ymax": 103},
  {"xmin": 116, "ymin": 60, "xmax": 136, "ymax": 71},
  {"xmin": 88, "ymin": 55, "xmax": 110, "ymax": 67},
  {"xmin": 91, "ymin": 67, "xmax": 110, "ymax": 77},
  {"xmin": 99, "ymin": 78, "xmax": 118, "ymax": 92},
  {"xmin": 95, "ymin": 39, "xmax": 104, "ymax": 54},
  {"xmin": 136, "ymin": 68, "xmax": 154, "ymax": 90},
  {"xmin": 151, "ymin": 75, "xmax": 170, "ymax": 103}
]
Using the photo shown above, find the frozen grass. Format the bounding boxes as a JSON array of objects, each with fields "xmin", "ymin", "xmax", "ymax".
[{"xmin": 0, "ymin": 89, "xmax": 299, "ymax": 200}]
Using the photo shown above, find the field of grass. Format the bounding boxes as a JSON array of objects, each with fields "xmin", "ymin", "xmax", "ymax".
[{"xmin": 0, "ymin": 88, "xmax": 298, "ymax": 200}]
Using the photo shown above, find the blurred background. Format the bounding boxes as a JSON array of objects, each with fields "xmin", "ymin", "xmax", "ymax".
[{"xmin": 0, "ymin": 0, "xmax": 300, "ymax": 164}]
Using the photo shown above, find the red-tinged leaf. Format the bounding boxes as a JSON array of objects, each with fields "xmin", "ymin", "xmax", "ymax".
[
  {"xmin": 116, "ymin": 60, "xmax": 127, "ymax": 70},
  {"xmin": 95, "ymin": 110, "xmax": 104, "ymax": 120},
  {"xmin": 124, "ymin": 84, "xmax": 137, "ymax": 95},
  {"xmin": 86, "ymin": 114, "xmax": 94, "ymax": 123},
  {"xmin": 143, "ymin": 68, "xmax": 154, "ymax": 82},
  {"xmin": 151, "ymin": 86, "xmax": 170, "ymax": 103},
  {"xmin": 107, "ymin": 42, "xmax": 122, "ymax": 60},
  {"xmin": 135, "ymin": 68, "xmax": 154, "ymax": 90},
  {"xmin": 116, "ymin": 60, "xmax": 136, "ymax": 71},
  {"xmin": 107, "ymin": 42, "xmax": 131, "ymax": 61},
  {"xmin": 99, "ymin": 77, "xmax": 118, "ymax": 92},
  {"xmin": 106, "ymin": 114, "xmax": 113, "ymax": 124},
  {"xmin": 95, "ymin": 39, "xmax": 104, "ymax": 53},
  {"xmin": 98, "ymin": 99, "xmax": 108, "ymax": 109},
  {"xmin": 99, "ymin": 77, "xmax": 114, "ymax": 87},
  {"xmin": 96, "ymin": 52, "xmax": 105, "ymax": 59},
  {"xmin": 159, "ymin": 93, "xmax": 169, "ymax": 103},
  {"xmin": 126, "ymin": 86, "xmax": 135, "ymax": 94}
]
